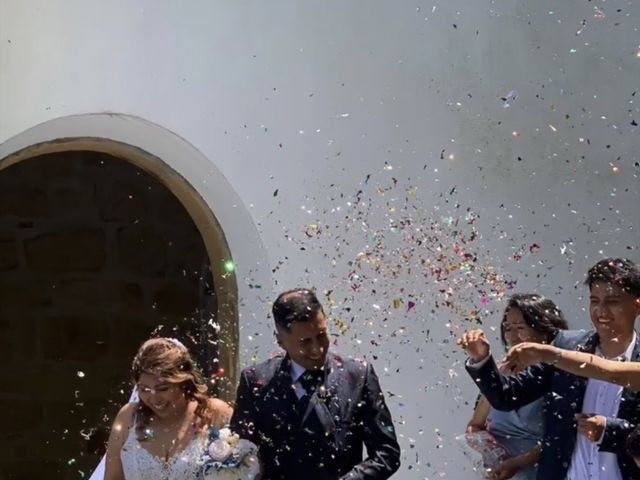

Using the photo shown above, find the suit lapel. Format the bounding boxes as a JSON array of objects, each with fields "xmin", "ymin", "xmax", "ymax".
[
  {"xmin": 568, "ymin": 332, "xmax": 600, "ymax": 412},
  {"xmin": 628, "ymin": 331, "xmax": 640, "ymax": 362},
  {"xmin": 300, "ymin": 352, "xmax": 340, "ymax": 429},
  {"xmin": 323, "ymin": 352, "xmax": 351, "ymax": 418},
  {"xmin": 264, "ymin": 355, "xmax": 301, "ymax": 428},
  {"xmin": 579, "ymin": 331, "xmax": 600, "ymax": 353}
]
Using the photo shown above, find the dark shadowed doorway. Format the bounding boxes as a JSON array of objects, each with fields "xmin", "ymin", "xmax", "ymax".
[{"xmin": 0, "ymin": 149, "xmax": 233, "ymax": 479}]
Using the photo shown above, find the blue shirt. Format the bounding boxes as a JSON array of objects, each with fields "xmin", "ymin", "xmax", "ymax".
[{"xmin": 487, "ymin": 398, "xmax": 544, "ymax": 480}]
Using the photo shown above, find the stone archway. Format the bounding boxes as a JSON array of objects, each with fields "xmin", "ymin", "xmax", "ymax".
[{"xmin": 0, "ymin": 114, "xmax": 270, "ymax": 480}]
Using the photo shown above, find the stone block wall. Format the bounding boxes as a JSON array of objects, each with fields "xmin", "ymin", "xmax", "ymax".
[{"xmin": 0, "ymin": 151, "xmax": 216, "ymax": 479}]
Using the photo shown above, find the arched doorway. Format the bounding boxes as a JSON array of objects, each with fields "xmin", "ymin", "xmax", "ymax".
[
  {"xmin": 0, "ymin": 145, "xmax": 241, "ymax": 478},
  {"xmin": 0, "ymin": 114, "xmax": 271, "ymax": 480}
]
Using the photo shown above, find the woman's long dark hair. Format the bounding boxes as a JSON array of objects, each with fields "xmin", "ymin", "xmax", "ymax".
[{"xmin": 500, "ymin": 293, "xmax": 568, "ymax": 346}]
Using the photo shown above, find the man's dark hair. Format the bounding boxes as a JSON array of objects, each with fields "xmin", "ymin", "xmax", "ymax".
[
  {"xmin": 585, "ymin": 258, "xmax": 640, "ymax": 297},
  {"xmin": 627, "ymin": 425, "xmax": 640, "ymax": 458},
  {"xmin": 272, "ymin": 288, "xmax": 325, "ymax": 331},
  {"xmin": 500, "ymin": 293, "xmax": 569, "ymax": 346}
]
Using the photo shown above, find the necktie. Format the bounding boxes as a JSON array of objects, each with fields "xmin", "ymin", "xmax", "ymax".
[{"xmin": 298, "ymin": 369, "xmax": 325, "ymax": 398}]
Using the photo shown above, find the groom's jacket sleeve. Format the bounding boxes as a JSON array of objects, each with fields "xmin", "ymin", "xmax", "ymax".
[
  {"xmin": 230, "ymin": 369, "xmax": 257, "ymax": 443},
  {"xmin": 339, "ymin": 364, "xmax": 401, "ymax": 480},
  {"xmin": 465, "ymin": 355, "xmax": 551, "ymax": 411},
  {"xmin": 600, "ymin": 417, "xmax": 634, "ymax": 453}
]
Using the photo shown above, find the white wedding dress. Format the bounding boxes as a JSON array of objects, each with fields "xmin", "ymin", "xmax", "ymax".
[
  {"xmin": 120, "ymin": 425, "xmax": 206, "ymax": 480},
  {"xmin": 88, "ymin": 388, "xmax": 260, "ymax": 480},
  {"xmin": 91, "ymin": 423, "xmax": 258, "ymax": 480},
  {"xmin": 87, "ymin": 388, "xmax": 207, "ymax": 480}
]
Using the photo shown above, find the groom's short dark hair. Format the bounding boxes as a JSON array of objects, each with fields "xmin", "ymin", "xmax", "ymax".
[
  {"xmin": 272, "ymin": 288, "xmax": 325, "ymax": 331},
  {"xmin": 585, "ymin": 258, "xmax": 640, "ymax": 297}
]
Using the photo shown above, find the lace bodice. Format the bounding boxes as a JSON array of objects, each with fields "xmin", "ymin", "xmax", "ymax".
[{"xmin": 120, "ymin": 425, "xmax": 205, "ymax": 480}]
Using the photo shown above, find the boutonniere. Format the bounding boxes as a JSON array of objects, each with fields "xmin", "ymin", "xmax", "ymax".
[{"xmin": 316, "ymin": 386, "xmax": 332, "ymax": 402}]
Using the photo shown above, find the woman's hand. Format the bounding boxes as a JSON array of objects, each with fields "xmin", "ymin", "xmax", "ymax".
[
  {"xmin": 457, "ymin": 329, "xmax": 491, "ymax": 363},
  {"xmin": 490, "ymin": 457, "xmax": 521, "ymax": 480},
  {"xmin": 465, "ymin": 422, "xmax": 485, "ymax": 434},
  {"xmin": 500, "ymin": 342, "xmax": 556, "ymax": 374}
]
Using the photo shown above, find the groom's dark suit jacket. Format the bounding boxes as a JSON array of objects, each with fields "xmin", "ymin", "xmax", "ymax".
[
  {"xmin": 466, "ymin": 330, "xmax": 640, "ymax": 480},
  {"xmin": 230, "ymin": 351, "xmax": 401, "ymax": 480}
]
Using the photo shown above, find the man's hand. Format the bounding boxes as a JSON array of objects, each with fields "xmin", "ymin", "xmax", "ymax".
[
  {"xmin": 490, "ymin": 457, "xmax": 521, "ymax": 480},
  {"xmin": 457, "ymin": 329, "xmax": 491, "ymax": 363},
  {"xmin": 576, "ymin": 414, "xmax": 605, "ymax": 443}
]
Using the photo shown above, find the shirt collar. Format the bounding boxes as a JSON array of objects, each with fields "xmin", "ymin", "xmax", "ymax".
[
  {"xmin": 623, "ymin": 332, "xmax": 637, "ymax": 361},
  {"xmin": 290, "ymin": 360, "xmax": 307, "ymax": 382},
  {"xmin": 596, "ymin": 332, "xmax": 637, "ymax": 361},
  {"xmin": 289, "ymin": 358, "xmax": 332, "ymax": 382}
]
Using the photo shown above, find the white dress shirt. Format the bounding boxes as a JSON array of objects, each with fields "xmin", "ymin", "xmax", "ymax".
[{"xmin": 566, "ymin": 333, "xmax": 636, "ymax": 480}]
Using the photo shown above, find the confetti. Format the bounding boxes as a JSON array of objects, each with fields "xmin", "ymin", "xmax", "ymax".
[{"xmin": 500, "ymin": 90, "xmax": 517, "ymax": 108}]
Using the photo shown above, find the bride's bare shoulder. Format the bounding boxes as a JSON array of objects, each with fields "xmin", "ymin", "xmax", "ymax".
[
  {"xmin": 113, "ymin": 402, "xmax": 138, "ymax": 430},
  {"xmin": 207, "ymin": 397, "xmax": 233, "ymax": 427}
]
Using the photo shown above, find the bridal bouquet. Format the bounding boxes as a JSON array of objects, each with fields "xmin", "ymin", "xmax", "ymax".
[{"xmin": 202, "ymin": 427, "xmax": 260, "ymax": 480}]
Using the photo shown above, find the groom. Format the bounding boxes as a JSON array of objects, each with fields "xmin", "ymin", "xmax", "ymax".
[{"xmin": 230, "ymin": 288, "xmax": 401, "ymax": 480}]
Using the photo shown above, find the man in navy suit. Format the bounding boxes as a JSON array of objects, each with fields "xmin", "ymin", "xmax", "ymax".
[
  {"xmin": 460, "ymin": 258, "xmax": 640, "ymax": 479},
  {"xmin": 230, "ymin": 288, "xmax": 401, "ymax": 480}
]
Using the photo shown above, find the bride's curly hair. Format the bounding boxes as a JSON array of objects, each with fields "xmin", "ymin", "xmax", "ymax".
[{"xmin": 131, "ymin": 338, "xmax": 212, "ymax": 441}]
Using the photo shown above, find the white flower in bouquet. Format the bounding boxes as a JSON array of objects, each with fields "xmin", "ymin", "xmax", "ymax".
[
  {"xmin": 218, "ymin": 428, "xmax": 240, "ymax": 448},
  {"xmin": 208, "ymin": 438, "xmax": 233, "ymax": 463}
]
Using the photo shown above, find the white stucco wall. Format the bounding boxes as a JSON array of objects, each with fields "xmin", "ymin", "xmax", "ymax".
[{"xmin": 1, "ymin": 0, "xmax": 639, "ymax": 477}]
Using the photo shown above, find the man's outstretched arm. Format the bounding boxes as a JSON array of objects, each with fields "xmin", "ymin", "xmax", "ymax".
[{"xmin": 461, "ymin": 329, "xmax": 551, "ymax": 411}]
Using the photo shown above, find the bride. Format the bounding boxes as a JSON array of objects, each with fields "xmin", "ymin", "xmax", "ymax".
[{"xmin": 103, "ymin": 337, "xmax": 260, "ymax": 480}]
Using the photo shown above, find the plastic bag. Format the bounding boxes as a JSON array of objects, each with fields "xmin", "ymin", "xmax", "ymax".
[{"xmin": 455, "ymin": 430, "xmax": 509, "ymax": 479}]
